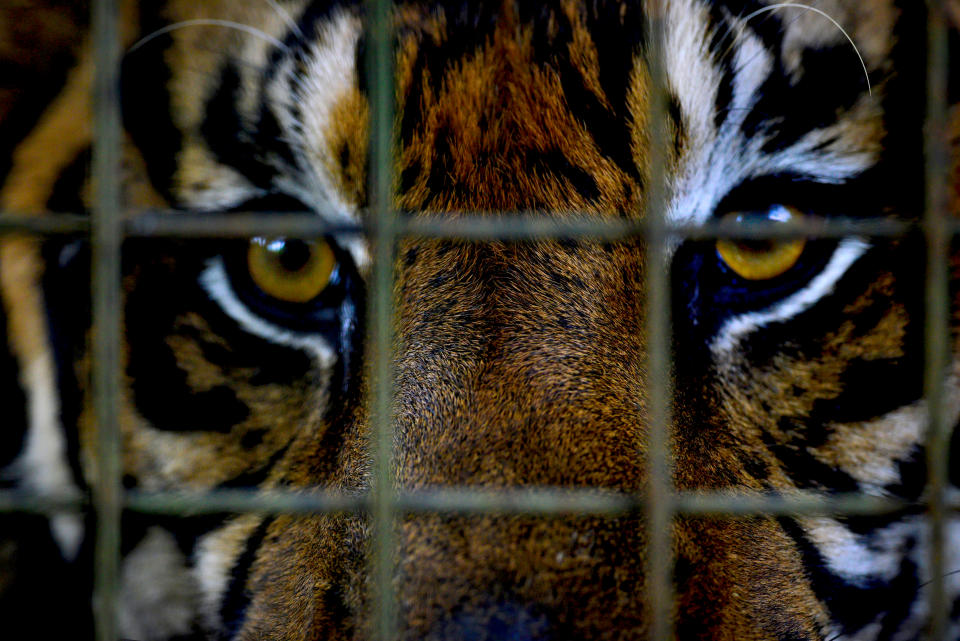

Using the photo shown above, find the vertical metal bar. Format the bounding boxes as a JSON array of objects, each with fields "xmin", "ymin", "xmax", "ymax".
[
  {"xmin": 643, "ymin": 9, "xmax": 675, "ymax": 641},
  {"xmin": 90, "ymin": 0, "xmax": 123, "ymax": 640},
  {"xmin": 366, "ymin": 0, "xmax": 398, "ymax": 639},
  {"xmin": 923, "ymin": 2, "xmax": 950, "ymax": 639}
]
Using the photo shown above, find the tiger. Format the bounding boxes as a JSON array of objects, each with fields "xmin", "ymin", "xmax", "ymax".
[{"xmin": 1, "ymin": 0, "xmax": 959, "ymax": 639}]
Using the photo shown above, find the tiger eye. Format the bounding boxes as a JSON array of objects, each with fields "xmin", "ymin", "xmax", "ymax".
[
  {"xmin": 247, "ymin": 238, "xmax": 336, "ymax": 303},
  {"xmin": 715, "ymin": 206, "xmax": 807, "ymax": 281}
]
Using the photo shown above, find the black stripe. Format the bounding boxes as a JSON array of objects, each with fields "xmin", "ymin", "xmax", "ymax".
[
  {"xmin": 220, "ymin": 517, "xmax": 273, "ymax": 639},
  {"xmin": 200, "ymin": 63, "xmax": 280, "ymax": 191},
  {"xmin": 564, "ymin": 2, "xmax": 645, "ymax": 183},
  {"xmin": 762, "ymin": 424, "xmax": 860, "ymax": 493},
  {"xmin": 41, "ymin": 238, "xmax": 91, "ymax": 493},
  {"xmin": 706, "ymin": 3, "xmax": 738, "ymax": 131},
  {"xmin": 778, "ymin": 517, "xmax": 920, "ymax": 637},
  {"xmin": 396, "ymin": 3, "xmax": 499, "ymax": 146},
  {"xmin": 0, "ymin": 0, "xmax": 88, "ymax": 188},
  {"xmin": 120, "ymin": 13, "xmax": 182, "ymax": 199},
  {"xmin": 46, "ymin": 147, "xmax": 91, "ymax": 214},
  {"xmin": 0, "ymin": 286, "xmax": 27, "ymax": 476},
  {"xmin": 528, "ymin": 150, "xmax": 601, "ymax": 202}
]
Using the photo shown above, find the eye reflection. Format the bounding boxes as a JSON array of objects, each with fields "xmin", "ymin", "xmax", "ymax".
[
  {"xmin": 715, "ymin": 205, "xmax": 807, "ymax": 281},
  {"xmin": 247, "ymin": 237, "xmax": 337, "ymax": 303}
]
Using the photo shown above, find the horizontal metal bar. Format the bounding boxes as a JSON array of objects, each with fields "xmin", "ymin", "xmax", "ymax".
[
  {"xmin": 0, "ymin": 214, "xmax": 90, "ymax": 234},
  {"xmin": 125, "ymin": 211, "xmax": 365, "ymax": 238},
  {"xmin": 0, "ymin": 488, "xmax": 937, "ymax": 517},
  {"xmin": 125, "ymin": 488, "xmax": 364, "ymax": 515},
  {"xmin": 673, "ymin": 491, "xmax": 913, "ymax": 517},
  {"xmin": 121, "ymin": 489, "xmax": 958, "ymax": 518},
  {"xmin": 0, "ymin": 490, "xmax": 86, "ymax": 514},
  {"xmin": 119, "ymin": 489, "xmax": 947, "ymax": 518},
  {"xmin": 397, "ymin": 488, "xmax": 638, "ymax": 515},
  {"xmin": 402, "ymin": 215, "xmax": 916, "ymax": 241},
  {"xmin": 0, "ymin": 211, "xmax": 924, "ymax": 240}
]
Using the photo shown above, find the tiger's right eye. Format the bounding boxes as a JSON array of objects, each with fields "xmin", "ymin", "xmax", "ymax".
[
  {"xmin": 247, "ymin": 237, "xmax": 337, "ymax": 303},
  {"xmin": 715, "ymin": 205, "xmax": 807, "ymax": 281}
]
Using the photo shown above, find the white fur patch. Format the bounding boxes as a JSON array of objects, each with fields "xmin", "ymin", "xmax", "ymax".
[
  {"xmin": 5, "ymin": 356, "xmax": 83, "ymax": 559},
  {"xmin": 198, "ymin": 257, "xmax": 337, "ymax": 367},
  {"xmin": 193, "ymin": 514, "xmax": 264, "ymax": 632},
  {"xmin": 268, "ymin": 10, "xmax": 363, "ymax": 224},
  {"xmin": 119, "ymin": 527, "xmax": 200, "ymax": 641},
  {"xmin": 664, "ymin": 4, "xmax": 879, "ymax": 243},
  {"xmin": 810, "ymin": 512, "xmax": 960, "ymax": 641}
]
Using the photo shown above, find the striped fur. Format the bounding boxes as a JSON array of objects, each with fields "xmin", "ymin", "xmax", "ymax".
[{"xmin": 1, "ymin": 1, "xmax": 959, "ymax": 639}]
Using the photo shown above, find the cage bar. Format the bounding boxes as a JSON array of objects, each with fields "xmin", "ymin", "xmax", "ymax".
[
  {"xmin": 366, "ymin": 0, "xmax": 399, "ymax": 640},
  {"xmin": 0, "ymin": 210, "xmax": 929, "ymax": 240},
  {"xmin": 643, "ymin": 13, "xmax": 675, "ymax": 641},
  {"xmin": 89, "ymin": 0, "xmax": 124, "ymax": 640}
]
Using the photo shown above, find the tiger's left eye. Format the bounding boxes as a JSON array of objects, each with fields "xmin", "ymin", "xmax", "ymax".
[
  {"xmin": 247, "ymin": 237, "xmax": 336, "ymax": 303},
  {"xmin": 715, "ymin": 205, "xmax": 807, "ymax": 280}
]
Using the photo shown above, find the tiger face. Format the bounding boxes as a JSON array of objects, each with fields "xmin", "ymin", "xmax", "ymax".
[{"xmin": 1, "ymin": 1, "xmax": 958, "ymax": 640}]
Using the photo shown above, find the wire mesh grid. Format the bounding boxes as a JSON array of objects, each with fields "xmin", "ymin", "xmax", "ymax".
[{"xmin": 0, "ymin": 0, "xmax": 955, "ymax": 640}]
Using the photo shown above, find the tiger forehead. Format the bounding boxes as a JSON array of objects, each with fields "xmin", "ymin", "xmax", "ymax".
[{"xmin": 392, "ymin": 1, "xmax": 653, "ymax": 214}]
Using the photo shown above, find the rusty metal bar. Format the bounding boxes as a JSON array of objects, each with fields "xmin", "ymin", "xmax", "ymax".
[{"xmin": 90, "ymin": 0, "xmax": 124, "ymax": 639}]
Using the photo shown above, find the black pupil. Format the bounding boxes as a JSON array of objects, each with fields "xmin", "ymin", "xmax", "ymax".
[
  {"xmin": 736, "ymin": 239, "xmax": 777, "ymax": 253},
  {"xmin": 277, "ymin": 240, "xmax": 313, "ymax": 272}
]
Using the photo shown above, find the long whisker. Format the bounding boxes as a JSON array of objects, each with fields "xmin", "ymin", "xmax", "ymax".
[
  {"xmin": 715, "ymin": 9, "xmax": 804, "ymax": 70},
  {"xmin": 712, "ymin": 6, "xmax": 779, "ymax": 67},
  {"xmin": 263, "ymin": 0, "xmax": 305, "ymax": 42},
  {"xmin": 919, "ymin": 567, "xmax": 960, "ymax": 589},
  {"xmin": 739, "ymin": 3, "xmax": 872, "ymax": 96},
  {"xmin": 127, "ymin": 19, "xmax": 290, "ymax": 55}
]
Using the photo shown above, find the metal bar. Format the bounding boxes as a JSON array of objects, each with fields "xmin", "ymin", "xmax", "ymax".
[
  {"xmin": 0, "ymin": 214, "xmax": 90, "ymax": 234},
  {"xmin": 125, "ymin": 489, "xmax": 366, "ymax": 515},
  {"xmin": 403, "ymin": 214, "xmax": 914, "ymax": 241},
  {"xmin": 0, "ymin": 486, "xmax": 953, "ymax": 518},
  {"xmin": 0, "ymin": 211, "xmax": 931, "ymax": 240},
  {"xmin": 644, "ymin": 12, "xmax": 675, "ymax": 641},
  {"xmin": 366, "ymin": 0, "xmax": 399, "ymax": 639},
  {"xmin": 125, "ymin": 211, "xmax": 365, "ymax": 238},
  {"xmin": 0, "ymin": 491, "xmax": 87, "ymax": 514},
  {"xmin": 122, "ymin": 213, "xmax": 920, "ymax": 240},
  {"xmin": 923, "ymin": 2, "xmax": 951, "ymax": 639},
  {"xmin": 90, "ymin": 0, "xmax": 123, "ymax": 639}
]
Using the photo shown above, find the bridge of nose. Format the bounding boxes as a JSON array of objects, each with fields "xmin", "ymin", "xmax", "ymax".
[{"xmin": 392, "ymin": 237, "xmax": 649, "ymax": 489}]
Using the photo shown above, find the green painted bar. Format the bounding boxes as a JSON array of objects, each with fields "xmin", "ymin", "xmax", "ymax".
[
  {"xmin": 0, "ymin": 487, "xmax": 952, "ymax": 519},
  {"xmin": 90, "ymin": 0, "xmax": 123, "ymax": 639},
  {"xmin": 366, "ymin": 0, "xmax": 399, "ymax": 640},
  {"xmin": 643, "ymin": 17, "xmax": 675, "ymax": 641}
]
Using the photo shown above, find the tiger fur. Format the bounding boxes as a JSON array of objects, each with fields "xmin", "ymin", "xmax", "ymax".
[{"xmin": 1, "ymin": 1, "xmax": 959, "ymax": 640}]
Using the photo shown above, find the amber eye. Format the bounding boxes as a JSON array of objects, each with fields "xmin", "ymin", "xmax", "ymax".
[
  {"xmin": 715, "ymin": 205, "xmax": 807, "ymax": 280},
  {"xmin": 247, "ymin": 237, "xmax": 336, "ymax": 303}
]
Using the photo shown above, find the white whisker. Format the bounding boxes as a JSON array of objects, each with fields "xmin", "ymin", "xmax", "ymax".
[
  {"xmin": 712, "ymin": 5, "xmax": 782, "ymax": 68},
  {"xmin": 263, "ymin": 0, "xmax": 305, "ymax": 42},
  {"xmin": 127, "ymin": 19, "xmax": 289, "ymax": 55},
  {"xmin": 740, "ymin": 3, "xmax": 872, "ymax": 96}
]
